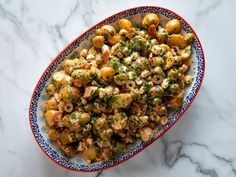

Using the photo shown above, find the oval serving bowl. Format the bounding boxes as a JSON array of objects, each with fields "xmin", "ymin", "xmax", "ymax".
[{"xmin": 29, "ymin": 6, "xmax": 205, "ymax": 172}]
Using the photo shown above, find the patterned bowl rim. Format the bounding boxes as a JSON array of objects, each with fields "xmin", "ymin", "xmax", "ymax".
[{"xmin": 29, "ymin": 6, "xmax": 205, "ymax": 172}]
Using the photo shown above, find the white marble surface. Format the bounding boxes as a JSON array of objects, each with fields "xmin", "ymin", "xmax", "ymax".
[{"xmin": 0, "ymin": 0, "xmax": 236, "ymax": 176}]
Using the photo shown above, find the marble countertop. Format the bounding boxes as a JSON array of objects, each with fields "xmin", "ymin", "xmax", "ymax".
[{"xmin": 1, "ymin": 0, "xmax": 236, "ymax": 177}]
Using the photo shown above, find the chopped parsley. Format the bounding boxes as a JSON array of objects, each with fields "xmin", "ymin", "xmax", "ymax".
[
  {"xmin": 91, "ymin": 80, "xmax": 100, "ymax": 87},
  {"xmin": 90, "ymin": 112, "xmax": 98, "ymax": 122},
  {"xmin": 90, "ymin": 89, "xmax": 99, "ymax": 101},
  {"xmin": 80, "ymin": 122, "xmax": 86, "ymax": 127},
  {"xmin": 70, "ymin": 112, "xmax": 80, "ymax": 120},
  {"xmin": 114, "ymin": 146, "xmax": 124, "ymax": 155},
  {"xmin": 91, "ymin": 72, "xmax": 98, "ymax": 80},
  {"xmin": 107, "ymin": 118, "xmax": 114, "ymax": 125},
  {"xmin": 110, "ymin": 57, "xmax": 120, "ymax": 73},
  {"xmin": 102, "ymin": 94, "xmax": 113, "ymax": 105},
  {"xmin": 144, "ymin": 83, "xmax": 151, "ymax": 93},
  {"xmin": 120, "ymin": 112, "xmax": 127, "ymax": 119},
  {"xmin": 77, "ymin": 99, "xmax": 82, "ymax": 107},
  {"xmin": 67, "ymin": 86, "xmax": 73, "ymax": 102}
]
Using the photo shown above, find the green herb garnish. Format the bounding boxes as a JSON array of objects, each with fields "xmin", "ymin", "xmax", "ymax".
[
  {"xmin": 70, "ymin": 112, "xmax": 80, "ymax": 120},
  {"xmin": 110, "ymin": 57, "xmax": 120, "ymax": 73},
  {"xmin": 91, "ymin": 116, "xmax": 97, "ymax": 122},
  {"xmin": 144, "ymin": 83, "xmax": 151, "ymax": 93},
  {"xmin": 67, "ymin": 86, "xmax": 73, "ymax": 102},
  {"xmin": 114, "ymin": 146, "xmax": 124, "ymax": 155}
]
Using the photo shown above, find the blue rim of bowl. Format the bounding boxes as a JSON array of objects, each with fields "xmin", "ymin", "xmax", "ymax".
[{"xmin": 29, "ymin": 6, "xmax": 205, "ymax": 172}]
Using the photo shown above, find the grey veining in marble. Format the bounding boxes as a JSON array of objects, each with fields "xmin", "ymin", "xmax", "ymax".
[{"xmin": 1, "ymin": 0, "xmax": 236, "ymax": 177}]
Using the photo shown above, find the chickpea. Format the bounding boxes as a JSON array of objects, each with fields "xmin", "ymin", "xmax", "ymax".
[
  {"xmin": 184, "ymin": 75, "xmax": 193, "ymax": 84},
  {"xmin": 79, "ymin": 113, "xmax": 90, "ymax": 124},
  {"xmin": 52, "ymin": 71, "xmax": 68, "ymax": 85},
  {"xmin": 141, "ymin": 70, "xmax": 150, "ymax": 78},
  {"xmin": 103, "ymin": 86, "xmax": 114, "ymax": 96},
  {"xmin": 86, "ymin": 53, "xmax": 95, "ymax": 61},
  {"xmin": 168, "ymin": 69, "xmax": 179, "ymax": 81},
  {"xmin": 165, "ymin": 19, "xmax": 181, "ymax": 34},
  {"xmin": 92, "ymin": 36, "xmax": 105, "ymax": 48},
  {"xmin": 83, "ymin": 146, "xmax": 97, "ymax": 161},
  {"xmin": 71, "ymin": 69, "xmax": 91, "ymax": 85},
  {"xmin": 156, "ymin": 85, "xmax": 164, "ymax": 96},
  {"xmin": 61, "ymin": 86, "xmax": 79, "ymax": 103},
  {"xmin": 167, "ymin": 91, "xmax": 184, "ymax": 108},
  {"xmin": 80, "ymin": 49, "xmax": 88, "ymax": 58},
  {"xmin": 178, "ymin": 64, "xmax": 189, "ymax": 73},
  {"xmin": 170, "ymin": 83, "xmax": 180, "ymax": 93},
  {"xmin": 152, "ymin": 66, "xmax": 164, "ymax": 75},
  {"xmin": 181, "ymin": 45, "xmax": 191, "ymax": 60},
  {"xmin": 151, "ymin": 45, "xmax": 162, "ymax": 55},
  {"xmin": 99, "ymin": 25, "xmax": 116, "ymax": 38},
  {"xmin": 100, "ymin": 67, "xmax": 115, "ymax": 82},
  {"xmin": 142, "ymin": 13, "xmax": 159, "ymax": 28},
  {"xmin": 113, "ymin": 87, "xmax": 120, "ymax": 94},
  {"xmin": 139, "ymin": 116, "xmax": 149, "ymax": 126},
  {"xmin": 160, "ymin": 116, "xmax": 168, "ymax": 125},
  {"xmin": 131, "ymin": 57, "xmax": 149, "ymax": 72},
  {"xmin": 46, "ymin": 84, "xmax": 56, "ymax": 96},
  {"xmin": 45, "ymin": 110, "xmax": 62, "ymax": 127},
  {"xmin": 112, "ymin": 112, "xmax": 128, "ymax": 130},
  {"xmin": 174, "ymin": 56, "xmax": 182, "ymax": 65},
  {"xmin": 135, "ymin": 77, "xmax": 143, "ymax": 85},
  {"xmin": 160, "ymin": 44, "xmax": 171, "ymax": 52},
  {"xmin": 159, "ymin": 106, "xmax": 167, "ymax": 116},
  {"xmin": 47, "ymin": 129, "xmax": 59, "ymax": 141},
  {"xmin": 183, "ymin": 57, "xmax": 192, "ymax": 67},
  {"xmin": 60, "ymin": 129, "xmax": 76, "ymax": 145},
  {"xmin": 118, "ymin": 18, "xmax": 133, "ymax": 30},
  {"xmin": 131, "ymin": 35, "xmax": 147, "ymax": 50},
  {"xmin": 114, "ymin": 73, "xmax": 128, "ymax": 85},
  {"xmin": 62, "ymin": 59, "xmax": 77, "ymax": 74},
  {"xmin": 150, "ymin": 85, "xmax": 164, "ymax": 97},
  {"xmin": 164, "ymin": 51, "xmax": 175, "ymax": 70},
  {"xmin": 171, "ymin": 46, "xmax": 181, "ymax": 56},
  {"xmin": 157, "ymin": 26, "xmax": 168, "ymax": 44},
  {"xmin": 124, "ymin": 56, "xmax": 132, "ymax": 65},
  {"xmin": 150, "ymin": 57, "xmax": 164, "ymax": 67},
  {"xmin": 112, "ymin": 93, "xmax": 132, "ymax": 109},
  {"xmin": 88, "ymin": 47, "xmax": 97, "ymax": 55},
  {"xmin": 139, "ymin": 127, "xmax": 153, "ymax": 141},
  {"xmin": 185, "ymin": 33, "xmax": 195, "ymax": 44},
  {"xmin": 130, "ymin": 89, "xmax": 141, "ymax": 100},
  {"xmin": 108, "ymin": 34, "xmax": 122, "ymax": 45},
  {"xmin": 44, "ymin": 97, "xmax": 58, "ymax": 111},
  {"xmin": 119, "ymin": 29, "xmax": 129, "ymax": 37},
  {"xmin": 95, "ymin": 54, "xmax": 103, "ymax": 65},
  {"xmin": 127, "ymin": 71, "xmax": 137, "ymax": 80},
  {"xmin": 130, "ymin": 52, "xmax": 140, "ymax": 60},
  {"xmin": 90, "ymin": 66, "xmax": 100, "ymax": 77},
  {"xmin": 121, "ymin": 46, "xmax": 131, "ymax": 57},
  {"xmin": 150, "ymin": 38, "xmax": 158, "ymax": 46},
  {"xmin": 153, "ymin": 97, "xmax": 162, "ymax": 105},
  {"xmin": 161, "ymin": 78, "xmax": 170, "ymax": 89},
  {"xmin": 95, "ymin": 28, "xmax": 102, "ymax": 35},
  {"xmin": 167, "ymin": 34, "xmax": 187, "ymax": 49}
]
